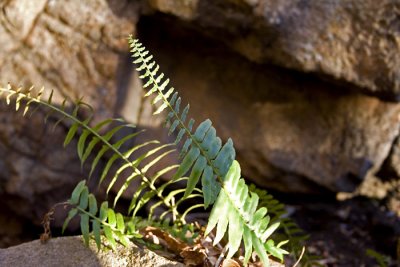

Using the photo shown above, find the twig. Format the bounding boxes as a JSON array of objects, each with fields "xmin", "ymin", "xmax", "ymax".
[
  {"xmin": 215, "ymin": 244, "xmax": 228, "ymax": 267},
  {"xmin": 293, "ymin": 246, "xmax": 306, "ymax": 267}
]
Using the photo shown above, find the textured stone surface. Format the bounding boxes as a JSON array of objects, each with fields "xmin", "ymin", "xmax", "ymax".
[
  {"xmin": 0, "ymin": 236, "xmax": 184, "ymax": 267},
  {"xmin": 146, "ymin": 0, "xmax": 400, "ymax": 101},
  {"xmin": 0, "ymin": 0, "xmax": 399, "ymax": 228},
  {"xmin": 0, "ymin": 0, "xmax": 137, "ymax": 225},
  {"xmin": 0, "ymin": 0, "xmax": 136, "ymax": 118},
  {"xmin": 0, "ymin": 103, "xmax": 86, "ymax": 224},
  {"xmin": 378, "ymin": 137, "xmax": 400, "ymax": 180},
  {"xmin": 135, "ymin": 17, "xmax": 400, "ymax": 193}
]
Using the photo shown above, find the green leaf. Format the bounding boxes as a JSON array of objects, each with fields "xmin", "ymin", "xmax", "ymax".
[
  {"xmin": 70, "ymin": 180, "xmax": 86, "ymax": 205},
  {"xmin": 113, "ymin": 172, "xmax": 140, "ymax": 207},
  {"xmin": 116, "ymin": 213, "xmax": 125, "ymax": 232},
  {"xmin": 213, "ymin": 138, "xmax": 235, "ymax": 176},
  {"xmin": 173, "ymin": 147, "xmax": 200, "ymax": 180},
  {"xmin": 115, "ymin": 231, "xmax": 130, "ymax": 247},
  {"xmin": 252, "ymin": 233, "xmax": 270, "ymax": 267},
  {"xmin": 64, "ymin": 122, "xmax": 79, "ymax": 147},
  {"xmin": 80, "ymin": 213, "xmax": 90, "ymax": 246},
  {"xmin": 214, "ymin": 193, "xmax": 230, "ymax": 245},
  {"xmin": 107, "ymin": 209, "xmax": 116, "ymax": 227},
  {"xmin": 92, "ymin": 219, "xmax": 101, "ymax": 250},
  {"xmin": 261, "ymin": 222, "xmax": 280, "ymax": 243},
  {"xmin": 103, "ymin": 225, "xmax": 117, "ymax": 250},
  {"xmin": 175, "ymin": 128, "xmax": 186, "ymax": 144},
  {"xmin": 201, "ymin": 166, "xmax": 220, "ymax": 208},
  {"xmin": 180, "ymin": 104, "xmax": 190, "ymax": 124},
  {"xmin": 81, "ymin": 136, "xmax": 100, "ymax": 164},
  {"xmin": 88, "ymin": 194, "xmax": 98, "ymax": 215},
  {"xmin": 226, "ymin": 205, "xmax": 244, "ymax": 259},
  {"xmin": 265, "ymin": 239, "xmax": 289, "ymax": 262},
  {"xmin": 243, "ymin": 227, "xmax": 253, "ymax": 266},
  {"xmin": 79, "ymin": 187, "xmax": 89, "ymax": 210},
  {"xmin": 99, "ymin": 153, "xmax": 119, "ymax": 184},
  {"xmin": 194, "ymin": 119, "xmax": 212, "ymax": 142},
  {"xmin": 168, "ymin": 119, "xmax": 180, "ymax": 135},
  {"xmin": 62, "ymin": 208, "xmax": 78, "ymax": 234},
  {"xmin": 184, "ymin": 155, "xmax": 206, "ymax": 198},
  {"xmin": 99, "ymin": 202, "xmax": 108, "ymax": 221},
  {"xmin": 180, "ymin": 138, "xmax": 192, "ymax": 158}
]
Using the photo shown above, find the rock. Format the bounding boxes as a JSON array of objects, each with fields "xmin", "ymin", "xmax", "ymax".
[
  {"xmin": 0, "ymin": 236, "xmax": 184, "ymax": 267},
  {"xmin": 0, "ymin": 0, "xmax": 136, "ymax": 119},
  {"xmin": 0, "ymin": 103, "xmax": 88, "ymax": 225},
  {"xmin": 377, "ymin": 137, "xmax": 400, "ymax": 180},
  {"xmin": 145, "ymin": 0, "xmax": 400, "ymax": 101},
  {"xmin": 132, "ymin": 17, "xmax": 400, "ymax": 193},
  {"xmin": 0, "ymin": 0, "xmax": 136, "ymax": 225}
]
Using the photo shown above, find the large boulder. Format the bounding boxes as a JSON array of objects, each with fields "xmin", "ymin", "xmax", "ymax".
[
  {"xmin": 146, "ymin": 0, "xmax": 400, "ymax": 101},
  {"xmin": 0, "ymin": 236, "xmax": 184, "ymax": 267},
  {"xmin": 0, "ymin": 0, "xmax": 136, "ymax": 225},
  {"xmin": 0, "ymin": 104, "xmax": 85, "ymax": 224},
  {"xmin": 133, "ymin": 17, "xmax": 400, "ymax": 193},
  {"xmin": 0, "ymin": 0, "xmax": 136, "ymax": 117}
]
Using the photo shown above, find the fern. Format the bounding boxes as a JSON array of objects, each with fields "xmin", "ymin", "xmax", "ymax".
[
  {"xmin": 130, "ymin": 37, "xmax": 288, "ymax": 266},
  {"xmin": 0, "ymin": 36, "xmax": 293, "ymax": 266}
]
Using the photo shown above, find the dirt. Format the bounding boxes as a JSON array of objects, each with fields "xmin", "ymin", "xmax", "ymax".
[{"xmin": 284, "ymin": 176, "xmax": 400, "ymax": 267}]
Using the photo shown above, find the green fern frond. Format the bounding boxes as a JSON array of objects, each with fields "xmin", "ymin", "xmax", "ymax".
[
  {"xmin": 63, "ymin": 181, "xmax": 142, "ymax": 250},
  {"xmin": 205, "ymin": 161, "xmax": 288, "ymax": 265},
  {"xmin": 0, "ymin": 84, "xmax": 197, "ymax": 225},
  {"xmin": 129, "ymin": 37, "xmax": 287, "ymax": 266},
  {"xmin": 130, "ymin": 39, "xmax": 235, "ymax": 209}
]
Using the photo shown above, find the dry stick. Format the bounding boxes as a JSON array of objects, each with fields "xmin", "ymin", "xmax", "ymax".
[
  {"xmin": 293, "ymin": 246, "xmax": 306, "ymax": 267},
  {"xmin": 215, "ymin": 244, "xmax": 228, "ymax": 267}
]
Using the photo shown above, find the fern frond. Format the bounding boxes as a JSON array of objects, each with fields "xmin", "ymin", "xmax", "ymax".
[
  {"xmin": 63, "ymin": 181, "xmax": 142, "ymax": 250},
  {"xmin": 129, "ymin": 38, "xmax": 234, "ymax": 208},
  {"xmin": 205, "ymin": 161, "xmax": 288, "ymax": 265},
  {"xmin": 0, "ymin": 84, "xmax": 195, "ymax": 224},
  {"xmin": 129, "ymin": 37, "xmax": 287, "ymax": 266}
]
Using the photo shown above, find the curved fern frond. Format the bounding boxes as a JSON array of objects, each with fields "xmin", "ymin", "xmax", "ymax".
[
  {"xmin": 0, "ymin": 84, "xmax": 197, "ymax": 225},
  {"xmin": 129, "ymin": 37, "xmax": 287, "ymax": 266}
]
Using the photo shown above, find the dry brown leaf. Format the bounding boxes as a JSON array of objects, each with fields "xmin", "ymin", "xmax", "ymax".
[{"xmin": 221, "ymin": 259, "xmax": 241, "ymax": 267}]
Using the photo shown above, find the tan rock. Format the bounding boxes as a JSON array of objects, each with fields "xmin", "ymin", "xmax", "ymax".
[
  {"xmin": 0, "ymin": 0, "xmax": 137, "ymax": 225},
  {"xmin": 134, "ymin": 21, "xmax": 400, "ymax": 192},
  {"xmin": 146, "ymin": 0, "xmax": 400, "ymax": 100},
  {"xmin": 0, "ymin": 236, "xmax": 184, "ymax": 267}
]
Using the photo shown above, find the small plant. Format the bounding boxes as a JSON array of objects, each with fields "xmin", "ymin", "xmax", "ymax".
[{"xmin": 0, "ymin": 36, "xmax": 317, "ymax": 266}]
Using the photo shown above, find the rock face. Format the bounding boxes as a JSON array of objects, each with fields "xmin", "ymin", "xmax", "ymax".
[
  {"xmin": 0, "ymin": 0, "xmax": 400, "ymax": 237},
  {"xmin": 136, "ymin": 18, "xmax": 400, "ymax": 193},
  {"xmin": 0, "ymin": 0, "xmax": 136, "ymax": 117},
  {"xmin": 0, "ymin": 0, "xmax": 136, "ymax": 225},
  {"xmin": 146, "ymin": 0, "xmax": 400, "ymax": 101},
  {"xmin": 0, "ymin": 236, "xmax": 184, "ymax": 267}
]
